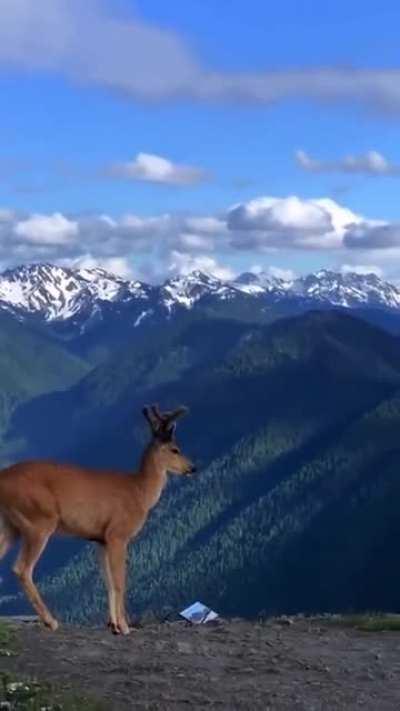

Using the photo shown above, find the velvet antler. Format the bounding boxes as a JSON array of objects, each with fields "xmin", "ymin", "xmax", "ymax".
[{"xmin": 143, "ymin": 404, "xmax": 188, "ymax": 439}]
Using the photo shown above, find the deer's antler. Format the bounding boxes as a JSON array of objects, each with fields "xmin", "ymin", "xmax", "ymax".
[
  {"xmin": 142, "ymin": 406, "xmax": 159, "ymax": 433},
  {"xmin": 143, "ymin": 404, "xmax": 188, "ymax": 438}
]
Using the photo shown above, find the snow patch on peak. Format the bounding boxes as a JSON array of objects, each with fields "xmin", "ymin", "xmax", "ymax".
[
  {"xmin": 0, "ymin": 263, "xmax": 149, "ymax": 321},
  {"xmin": 161, "ymin": 270, "xmax": 234, "ymax": 311},
  {"xmin": 293, "ymin": 269, "xmax": 400, "ymax": 309},
  {"xmin": 233, "ymin": 271, "xmax": 292, "ymax": 296},
  {"xmin": 0, "ymin": 263, "xmax": 400, "ymax": 325}
]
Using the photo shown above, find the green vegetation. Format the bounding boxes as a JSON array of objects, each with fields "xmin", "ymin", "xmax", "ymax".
[
  {"xmin": 37, "ymin": 389, "xmax": 400, "ymax": 623},
  {"xmin": 3, "ymin": 309, "xmax": 400, "ymax": 622},
  {"xmin": 0, "ymin": 622, "xmax": 104, "ymax": 710},
  {"xmin": 0, "ymin": 673, "xmax": 105, "ymax": 710},
  {"xmin": 330, "ymin": 614, "xmax": 400, "ymax": 632},
  {"xmin": 0, "ymin": 619, "xmax": 14, "ymax": 648},
  {"xmin": 0, "ymin": 312, "xmax": 89, "ymax": 465}
]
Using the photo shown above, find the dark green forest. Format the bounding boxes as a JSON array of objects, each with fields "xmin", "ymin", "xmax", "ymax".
[{"xmin": 2, "ymin": 307, "xmax": 400, "ymax": 622}]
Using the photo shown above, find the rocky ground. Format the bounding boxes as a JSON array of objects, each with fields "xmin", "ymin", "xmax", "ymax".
[{"xmin": 1, "ymin": 615, "xmax": 400, "ymax": 710}]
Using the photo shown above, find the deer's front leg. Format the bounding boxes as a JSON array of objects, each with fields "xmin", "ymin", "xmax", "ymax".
[{"xmin": 104, "ymin": 537, "xmax": 130, "ymax": 635}]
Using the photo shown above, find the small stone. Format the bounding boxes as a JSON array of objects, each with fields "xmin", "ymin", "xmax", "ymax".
[
  {"xmin": 277, "ymin": 616, "xmax": 294, "ymax": 626},
  {"xmin": 265, "ymin": 666, "xmax": 281, "ymax": 674},
  {"xmin": 0, "ymin": 649, "xmax": 17, "ymax": 658}
]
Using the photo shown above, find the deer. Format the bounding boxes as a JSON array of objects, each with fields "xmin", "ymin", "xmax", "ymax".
[{"xmin": 0, "ymin": 404, "xmax": 195, "ymax": 635}]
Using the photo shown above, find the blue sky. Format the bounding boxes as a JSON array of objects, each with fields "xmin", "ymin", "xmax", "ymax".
[{"xmin": 1, "ymin": 0, "xmax": 400, "ymax": 281}]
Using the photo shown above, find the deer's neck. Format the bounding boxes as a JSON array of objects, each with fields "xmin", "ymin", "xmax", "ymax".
[{"xmin": 136, "ymin": 443, "xmax": 168, "ymax": 511}]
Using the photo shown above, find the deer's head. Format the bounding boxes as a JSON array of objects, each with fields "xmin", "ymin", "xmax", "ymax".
[{"xmin": 143, "ymin": 404, "xmax": 196, "ymax": 476}]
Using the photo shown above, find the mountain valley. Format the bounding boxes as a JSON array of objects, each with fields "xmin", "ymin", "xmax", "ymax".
[{"xmin": 1, "ymin": 264, "xmax": 400, "ymax": 622}]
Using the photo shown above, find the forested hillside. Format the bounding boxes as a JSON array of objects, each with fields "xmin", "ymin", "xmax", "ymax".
[
  {"xmin": 0, "ymin": 311, "xmax": 88, "ymax": 463},
  {"xmin": 3, "ymin": 309, "xmax": 400, "ymax": 623}
]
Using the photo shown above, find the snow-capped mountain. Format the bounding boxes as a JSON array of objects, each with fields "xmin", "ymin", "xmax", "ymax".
[
  {"xmin": 233, "ymin": 271, "xmax": 293, "ymax": 297},
  {"xmin": 0, "ymin": 263, "xmax": 399, "ymax": 326},
  {"xmin": 233, "ymin": 269, "xmax": 400, "ymax": 310},
  {"xmin": 161, "ymin": 270, "xmax": 236, "ymax": 310},
  {"xmin": 291, "ymin": 269, "xmax": 400, "ymax": 309},
  {"xmin": 0, "ymin": 263, "xmax": 151, "ymax": 321}
]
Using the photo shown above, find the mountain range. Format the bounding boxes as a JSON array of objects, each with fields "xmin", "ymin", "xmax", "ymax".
[
  {"xmin": 1, "ymin": 263, "xmax": 400, "ymax": 622},
  {"xmin": 0, "ymin": 263, "xmax": 398, "ymax": 364},
  {"xmin": 1, "ymin": 264, "xmax": 400, "ymax": 326}
]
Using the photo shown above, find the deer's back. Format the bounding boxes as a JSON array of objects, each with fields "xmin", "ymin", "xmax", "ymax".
[{"xmin": 0, "ymin": 460, "xmax": 146, "ymax": 541}]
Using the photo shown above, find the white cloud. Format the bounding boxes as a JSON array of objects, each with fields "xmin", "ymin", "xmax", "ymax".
[
  {"xmin": 267, "ymin": 266, "xmax": 297, "ymax": 281},
  {"xmin": 227, "ymin": 196, "xmax": 362, "ymax": 250},
  {"xmin": 228, "ymin": 196, "xmax": 331, "ymax": 237},
  {"xmin": 232, "ymin": 196, "xmax": 332, "ymax": 232},
  {"xmin": 183, "ymin": 217, "xmax": 226, "ymax": 234},
  {"xmin": 176, "ymin": 233, "xmax": 215, "ymax": 250},
  {"xmin": 313, "ymin": 198, "xmax": 363, "ymax": 235},
  {"xmin": 340, "ymin": 263, "xmax": 384, "ymax": 277},
  {"xmin": 249, "ymin": 264, "xmax": 296, "ymax": 281},
  {"xmin": 1, "ymin": 196, "xmax": 400, "ymax": 282},
  {"xmin": 110, "ymin": 152, "xmax": 206, "ymax": 186},
  {"xmin": 296, "ymin": 149, "xmax": 400, "ymax": 175},
  {"xmin": 2, "ymin": 2, "xmax": 400, "ymax": 113},
  {"xmin": 120, "ymin": 213, "xmax": 169, "ymax": 230},
  {"xmin": 343, "ymin": 222, "xmax": 400, "ymax": 249},
  {"xmin": 0, "ymin": 209, "xmax": 15, "ymax": 222},
  {"xmin": 14, "ymin": 212, "xmax": 78, "ymax": 245},
  {"xmin": 68, "ymin": 254, "xmax": 134, "ymax": 278},
  {"xmin": 295, "ymin": 150, "xmax": 320, "ymax": 172},
  {"xmin": 167, "ymin": 251, "xmax": 235, "ymax": 281}
]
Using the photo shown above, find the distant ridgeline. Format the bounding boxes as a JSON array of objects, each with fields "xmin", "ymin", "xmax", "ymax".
[{"xmin": 1, "ymin": 264, "xmax": 400, "ymax": 620}]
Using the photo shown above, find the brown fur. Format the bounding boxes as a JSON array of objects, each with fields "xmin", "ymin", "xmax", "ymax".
[{"xmin": 0, "ymin": 405, "xmax": 194, "ymax": 635}]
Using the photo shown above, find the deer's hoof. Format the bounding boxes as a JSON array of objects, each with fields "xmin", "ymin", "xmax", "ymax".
[
  {"xmin": 110, "ymin": 622, "xmax": 131, "ymax": 636},
  {"xmin": 45, "ymin": 618, "xmax": 59, "ymax": 632}
]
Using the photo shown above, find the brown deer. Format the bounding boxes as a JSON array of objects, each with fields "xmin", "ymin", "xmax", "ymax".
[{"xmin": 0, "ymin": 405, "xmax": 195, "ymax": 635}]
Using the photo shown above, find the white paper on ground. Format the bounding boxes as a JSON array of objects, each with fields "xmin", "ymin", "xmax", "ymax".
[{"xmin": 179, "ymin": 601, "xmax": 219, "ymax": 624}]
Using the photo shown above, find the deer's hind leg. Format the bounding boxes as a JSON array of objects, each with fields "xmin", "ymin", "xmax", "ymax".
[
  {"xmin": 13, "ymin": 522, "xmax": 58, "ymax": 631},
  {"xmin": 98, "ymin": 544, "xmax": 118, "ymax": 631},
  {"xmin": 0, "ymin": 513, "xmax": 17, "ymax": 560}
]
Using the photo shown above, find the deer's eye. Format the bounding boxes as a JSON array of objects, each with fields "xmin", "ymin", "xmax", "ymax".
[{"xmin": 171, "ymin": 447, "xmax": 180, "ymax": 454}]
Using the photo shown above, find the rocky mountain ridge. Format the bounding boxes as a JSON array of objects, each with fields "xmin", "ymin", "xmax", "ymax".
[{"xmin": 0, "ymin": 264, "xmax": 399, "ymax": 325}]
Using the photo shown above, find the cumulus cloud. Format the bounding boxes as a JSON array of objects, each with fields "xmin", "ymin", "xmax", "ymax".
[
  {"xmin": 227, "ymin": 196, "xmax": 362, "ymax": 250},
  {"xmin": 1, "ymin": 1, "xmax": 400, "ymax": 113},
  {"xmin": 340, "ymin": 263, "xmax": 384, "ymax": 277},
  {"xmin": 343, "ymin": 221, "xmax": 400, "ymax": 249},
  {"xmin": 248, "ymin": 264, "xmax": 296, "ymax": 281},
  {"xmin": 14, "ymin": 212, "xmax": 78, "ymax": 244},
  {"xmin": 267, "ymin": 266, "xmax": 297, "ymax": 281},
  {"xmin": 67, "ymin": 254, "xmax": 135, "ymax": 278},
  {"xmin": 0, "ymin": 209, "xmax": 15, "ymax": 222},
  {"xmin": 164, "ymin": 216, "xmax": 226, "ymax": 253},
  {"xmin": 109, "ymin": 152, "xmax": 206, "ymax": 186},
  {"xmin": 296, "ymin": 149, "xmax": 400, "ymax": 175},
  {"xmin": 0, "ymin": 208, "xmax": 229, "ymax": 280},
  {"xmin": 167, "ymin": 251, "xmax": 235, "ymax": 281},
  {"xmin": 183, "ymin": 217, "xmax": 226, "ymax": 234},
  {"xmin": 1, "ymin": 195, "xmax": 400, "ymax": 282},
  {"xmin": 228, "ymin": 196, "xmax": 331, "ymax": 234}
]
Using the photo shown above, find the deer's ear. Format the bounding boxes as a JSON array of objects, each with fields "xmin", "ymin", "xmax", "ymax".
[
  {"xmin": 168, "ymin": 406, "xmax": 189, "ymax": 422},
  {"xmin": 166, "ymin": 422, "xmax": 176, "ymax": 439}
]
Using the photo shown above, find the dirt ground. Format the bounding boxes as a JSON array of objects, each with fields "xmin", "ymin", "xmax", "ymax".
[{"xmin": 2, "ymin": 616, "xmax": 400, "ymax": 710}]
